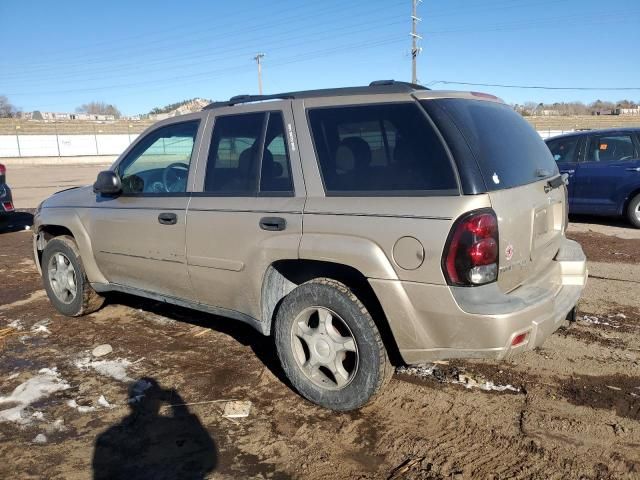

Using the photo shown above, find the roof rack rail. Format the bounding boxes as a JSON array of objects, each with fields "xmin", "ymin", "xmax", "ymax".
[
  {"xmin": 204, "ymin": 93, "xmax": 295, "ymax": 109},
  {"xmin": 203, "ymin": 80, "xmax": 430, "ymax": 110}
]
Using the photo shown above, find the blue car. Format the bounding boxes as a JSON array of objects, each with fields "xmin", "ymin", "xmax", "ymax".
[
  {"xmin": 0, "ymin": 163, "xmax": 15, "ymax": 222},
  {"xmin": 545, "ymin": 128, "xmax": 640, "ymax": 228}
]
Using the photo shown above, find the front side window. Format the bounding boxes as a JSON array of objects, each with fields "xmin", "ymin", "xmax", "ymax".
[
  {"xmin": 586, "ymin": 135, "xmax": 636, "ymax": 162},
  {"xmin": 308, "ymin": 103, "xmax": 457, "ymax": 194},
  {"xmin": 547, "ymin": 136, "xmax": 579, "ymax": 163},
  {"xmin": 204, "ymin": 111, "xmax": 293, "ymax": 195},
  {"xmin": 118, "ymin": 121, "xmax": 199, "ymax": 194}
]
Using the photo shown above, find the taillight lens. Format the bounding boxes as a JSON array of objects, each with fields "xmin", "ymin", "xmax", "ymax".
[
  {"xmin": 2, "ymin": 201, "xmax": 14, "ymax": 212},
  {"xmin": 0, "ymin": 164, "xmax": 5, "ymax": 176},
  {"xmin": 443, "ymin": 210, "xmax": 499, "ymax": 286}
]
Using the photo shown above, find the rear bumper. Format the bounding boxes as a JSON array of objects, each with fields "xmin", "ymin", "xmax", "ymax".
[{"xmin": 370, "ymin": 238, "xmax": 587, "ymax": 364}]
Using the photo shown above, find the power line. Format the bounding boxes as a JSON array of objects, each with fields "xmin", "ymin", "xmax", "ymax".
[{"xmin": 427, "ymin": 81, "xmax": 640, "ymax": 91}]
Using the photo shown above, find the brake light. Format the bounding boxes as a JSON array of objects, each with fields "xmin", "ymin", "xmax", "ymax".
[
  {"xmin": 2, "ymin": 201, "xmax": 14, "ymax": 212},
  {"xmin": 443, "ymin": 210, "xmax": 499, "ymax": 286},
  {"xmin": 0, "ymin": 164, "xmax": 5, "ymax": 175}
]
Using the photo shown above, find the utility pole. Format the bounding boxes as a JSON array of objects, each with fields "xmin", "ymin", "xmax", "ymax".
[
  {"xmin": 410, "ymin": 0, "xmax": 423, "ymax": 84},
  {"xmin": 254, "ymin": 53, "xmax": 265, "ymax": 95}
]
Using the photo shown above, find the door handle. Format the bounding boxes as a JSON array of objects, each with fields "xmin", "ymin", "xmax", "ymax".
[
  {"xmin": 158, "ymin": 212, "xmax": 178, "ymax": 225},
  {"xmin": 561, "ymin": 169, "xmax": 575, "ymax": 174},
  {"xmin": 259, "ymin": 216, "xmax": 286, "ymax": 231},
  {"xmin": 625, "ymin": 167, "xmax": 640, "ymax": 172}
]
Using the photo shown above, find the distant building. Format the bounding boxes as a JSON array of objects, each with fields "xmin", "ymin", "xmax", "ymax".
[
  {"xmin": 592, "ymin": 109, "xmax": 614, "ymax": 116},
  {"xmin": 22, "ymin": 111, "xmax": 116, "ymax": 121},
  {"xmin": 534, "ymin": 109, "xmax": 561, "ymax": 116},
  {"xmin": 615, "ymin": 107, "xmax": 640, "ymax": 116}
]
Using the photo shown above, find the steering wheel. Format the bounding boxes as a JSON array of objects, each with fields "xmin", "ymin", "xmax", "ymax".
[{"xmin": 162, "ymin": 162, "xmax": 189, "ymax": 192}]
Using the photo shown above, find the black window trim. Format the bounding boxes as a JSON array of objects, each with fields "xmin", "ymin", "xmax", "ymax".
[
  {"xmin": 199, "ymin": 109, "xmax": 295, "ymax": 197},
  {"xmin": 305, "ymin": 100, "xmax": 461, "ymax": 197},
  {"xmin": 546, "ymin": 134, "xmax": 581, "ymax": 163},
  {"xmin": 115, "ymin": 119, "xmax": 202, "ymax": 198}
]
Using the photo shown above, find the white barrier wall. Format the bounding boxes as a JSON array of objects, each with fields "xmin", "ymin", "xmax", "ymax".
[{"xmin": 0, "ymin": 130, "xmax": 566, "ymax": 158}]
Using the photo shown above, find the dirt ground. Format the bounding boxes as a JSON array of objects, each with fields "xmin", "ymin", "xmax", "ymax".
[{"xmin": 1, "ymin": 211, "xmax": 639, "ymax": 480}]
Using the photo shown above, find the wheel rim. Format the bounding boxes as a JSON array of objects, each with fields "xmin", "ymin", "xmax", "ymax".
[
  {"xmin": 635, "ymin": 203, "xmax": 640, "ymax": 222},
  {"xmin": 290, "ymin": 306, "xmax": 359, "ymax": 390},
  {"xmin": 47, "ymin": 252, "xmax": 77, "ymax": 304}
]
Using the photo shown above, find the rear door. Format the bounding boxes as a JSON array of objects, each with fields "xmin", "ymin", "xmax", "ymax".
[
  {"xmin": 573, "ymin": 132, "xmax": 640, "ymax": 214},
  {"xmin": 546, "ymin": 135, "xmax": 582, "ymax": 207},
  {"xmin": 186, "ymin": 103, "xmax": 304, "ymax": 321},
  {"xmin": 423, "ymin": 98, "xmax": 565, "ymax": 292}
]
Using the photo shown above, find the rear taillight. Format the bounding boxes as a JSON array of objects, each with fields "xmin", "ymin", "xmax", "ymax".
[
  {"xmin": 2, "ymin": 201, "xmax": 14, "ymax": 212},
  {"xmin": 0, "ymin": 164, "xmax": 5, "ymax": 175},
  {"xmin": 443, "ymin": 210, "xmax": 499, "ymax": 286}
]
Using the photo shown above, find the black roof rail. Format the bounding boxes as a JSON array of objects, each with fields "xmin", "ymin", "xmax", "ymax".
[{"xmin": 203, "ymin": 80, "xmax": 430, "ymax": 110}]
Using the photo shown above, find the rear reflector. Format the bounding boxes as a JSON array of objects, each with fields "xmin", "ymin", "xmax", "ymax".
[
  {"xmin": 2, "ymin": 201, "xmax": 14, "ymax": 212},
  {"xmin": 511, "ymin": 333, "xmax": 528, "ymax": 347}
]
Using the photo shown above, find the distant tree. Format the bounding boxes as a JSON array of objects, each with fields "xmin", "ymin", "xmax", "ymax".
[
  {"xmin": 0, "ymin": 95, "xmax": 19, "ymax": 118},
  {"xmin": 76, "ymin": 101, "xmax": 121, "ymax": 118},
  {"xmin": 32, "ymin": 110, "xmax": 43, "ymax": 120}
]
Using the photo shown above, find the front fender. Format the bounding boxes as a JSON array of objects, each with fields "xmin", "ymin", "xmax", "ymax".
[{"xmin": 34, "ymin": 207, "xmax": 108, "ymax": 285}]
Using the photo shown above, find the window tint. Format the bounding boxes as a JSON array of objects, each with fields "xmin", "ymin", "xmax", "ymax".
[
  {"xmin": 546, "ymin": 136, "xmax": 579, "ymax": 163},
  {"xmin": 423, "ymin": 99, "xmax": 558, "ymax": 191},
  {"xmin": 307, "ymin": 103, "xmax": 457, "ymax": 193},
  {"xmin": 204, "ymin": 113, "xmax": 264, "ymax": 194},
  {"xmin": 586, "ymin": 135, "xmax": 636, "ymax": 162},
  {"xmin": 260, "ymin": 112, "xmax": 293, "ymax": 193},
  {"xmin": 118, "ymin": 121, "xmax": 199, "ymax": 194}
]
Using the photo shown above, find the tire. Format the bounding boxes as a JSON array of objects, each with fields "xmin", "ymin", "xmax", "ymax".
[
  {"xmin": 274, "ymin": 278, "xmax": 393, "ymax": 411},
  {"xmin": 627, "ymin": 193, "xmax": 640, "ymax": 228},
  {"xmin": 41, "ymin": 235, "xmax": 104, "ymax": 316}
]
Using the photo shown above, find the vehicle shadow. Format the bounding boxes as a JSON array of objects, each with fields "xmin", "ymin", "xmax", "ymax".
[
  {"xmin": 0, "ymin": 211, "xmax": 34, "ymax": 234},
  {"xmin": 105, "ymin": 293, "xmax": 290, "ymax": 387},
  {"xmin": 569, "ymin": 214, "xmax": 631, "ymax": 229},
  {"xmin": 92, "ymin": 377, "xmax": 217, "ymax": 480}
]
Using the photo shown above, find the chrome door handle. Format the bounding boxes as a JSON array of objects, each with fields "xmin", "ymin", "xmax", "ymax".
[
  {"xmin": 561, "ymin": 169, "xmax": 575, "ymax": 174},
  {"xmin": 625, "ymin": 167, "xmax": 640, "ymax": 172}
]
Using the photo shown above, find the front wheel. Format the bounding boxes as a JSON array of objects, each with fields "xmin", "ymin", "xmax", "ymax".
[
  {"xmin": 627, "ymin": 193, "xmax": 640, "ymax": 228},
  {"xmin": 274, "ymin": 278, "xmax": 393, "ymax": 411},
  {"xmin": 41, "ymin": 235, "xmax": 104, "ymax": 316}
]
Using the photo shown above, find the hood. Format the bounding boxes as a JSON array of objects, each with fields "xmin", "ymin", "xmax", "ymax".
[{"xmin": 42, "ymin": 185, "xmax": 94, "ymax": 209}]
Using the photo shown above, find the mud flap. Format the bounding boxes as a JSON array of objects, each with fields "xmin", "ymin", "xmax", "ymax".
[{"xmin": 565, "ymin": 306, "xmax": 577, "ymax": 323}]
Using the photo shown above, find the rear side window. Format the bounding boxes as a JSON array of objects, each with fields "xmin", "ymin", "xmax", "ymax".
[
  {"xmin": 546, "ymin": 136, "xmax": 580, "ymax": 163},
  {"xmin": 586, "ymin": 134, "xmax": 636, "ymax": 162},
  {"xmin": 307, "ymin": 103, "xmax": 457, "ymax": 194},
  {"xmin": 423, "ymin": 99, "xmax": 558, "ymax": 191}
]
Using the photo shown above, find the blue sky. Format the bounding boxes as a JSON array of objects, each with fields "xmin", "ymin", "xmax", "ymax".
[{"xmin": 1, "ymin": 0, "xmax": 639, "ymax": 115}]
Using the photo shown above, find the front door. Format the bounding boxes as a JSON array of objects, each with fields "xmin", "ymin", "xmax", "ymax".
[
  {"xmin": 186, "ymin": 104, "xmax": 304, "ymax": 322},
  {"xmin": 86, "ymin": 116, "xmax": 205, "ymax": 299},
  {"xmin": 573, "ymin": 132, "xmax": 640, "ymax": 215}
]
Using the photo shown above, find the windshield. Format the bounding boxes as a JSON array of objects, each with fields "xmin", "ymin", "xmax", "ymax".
[{"xmin": 422, "ymin": 99, "xmax": 558, "ymax": 191}]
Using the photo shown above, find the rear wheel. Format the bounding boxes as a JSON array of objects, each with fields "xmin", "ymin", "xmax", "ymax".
[
  {"xmin": 274, "ymin": 278, "xmax": 393, "ymax": 411},
  {"xmin": 627, "ymin": 194, "xmax": 640, "ymax": 228},
  {"xmin": 41, "ymin": 236, "xmax": 104, "ymax": 316}
]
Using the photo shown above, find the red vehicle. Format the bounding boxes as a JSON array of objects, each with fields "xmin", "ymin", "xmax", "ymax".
[{"xmin": 0, "ymin": 163, "xmax": 15, "ymax": 220}]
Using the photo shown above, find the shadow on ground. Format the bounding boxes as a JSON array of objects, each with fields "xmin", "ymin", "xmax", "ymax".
[
  {"xmin": 105, "ymin": 293, "xmax": 290, "ymax": 387},
  {"xmin": 0, "ymin": 211, "xmax": 34, "ymax": 234},
  {"xmin": 569, "ymin": 213, "xmax": 632, "ymax": 229},
  {"xmin": 93, "ymin": 377, "xmax": 217, "ymax": 480}
]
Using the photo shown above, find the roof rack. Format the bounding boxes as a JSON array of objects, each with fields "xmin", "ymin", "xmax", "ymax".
[{"xmin": 203, "ymin": 80, "xmax": 429, "ymax": 110}]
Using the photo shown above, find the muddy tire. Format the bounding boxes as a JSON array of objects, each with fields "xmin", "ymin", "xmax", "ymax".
[
  {"xmin": 41, "ymin": 235, "xmax": 104, "ymax": 317},
  {"xmin": 627, "ymin": 193, "xmax": 640, "ymax": 229},
  {"xmin": 274, "ymin": 278, "xmax": 393, "ymax": 411}
]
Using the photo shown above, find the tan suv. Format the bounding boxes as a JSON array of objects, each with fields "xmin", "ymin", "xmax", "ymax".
[{"xmin": 33, "ymin": 81, "xmax": 587, "ymax": 410}]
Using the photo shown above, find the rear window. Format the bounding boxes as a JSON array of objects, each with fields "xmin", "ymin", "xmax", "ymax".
[
  {"xmin": 307, "ymin": 103, "xmax": 458, "ymax": 194},
  {"xmin": 422, "ymin": 99, "xmax": 558, "ymax": 191}
]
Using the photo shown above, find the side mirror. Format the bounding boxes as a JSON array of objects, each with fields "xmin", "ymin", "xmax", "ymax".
[{"xmin": 93, "ymin": 170, "xmax": 122, "ymax": 195}]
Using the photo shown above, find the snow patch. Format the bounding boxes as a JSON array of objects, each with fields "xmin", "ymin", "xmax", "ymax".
[
  {"xmin": 580, "ymin": 315, "xmax": 621, "ymax": 328},
  {"xmin": 74, "ymin": 356, "xmax": 132, "ymax": 382},
  {"xmin": 32, "ymin": 433, "xmax": 47, "ymax": 444},
  {"xmin": 7, "ymin": 319, "xmax": 23, "ymax": 330},
  {"xmin": 0, "ymin": 368, "xmax": 70, "ymax": 424},
  {"xmin": 66, "ymin": 399, "xmax": 96, "ymax": 413},
  {"xmin": 398, "ymin": 365, "xmax": 520, "ymax": 393}
]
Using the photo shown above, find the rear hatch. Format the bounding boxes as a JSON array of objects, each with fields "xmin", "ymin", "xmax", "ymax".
[{"xmin": 422, "ymin": 97, "xmax": 566, "ymax": 292}]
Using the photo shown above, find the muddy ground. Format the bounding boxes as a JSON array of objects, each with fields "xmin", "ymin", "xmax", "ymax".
[{"xmin": 0, "ymin": 212, "xmax": 639, "ymax": 480}]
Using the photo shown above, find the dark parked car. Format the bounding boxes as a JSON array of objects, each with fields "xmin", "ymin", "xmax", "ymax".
[
  {"xmin": 546, "ymin": 128, "xmax": 640, "ymax": 227},
  {"xmin": 0, "ymin": 163, "xmax": 15, "ymax": 221}
]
